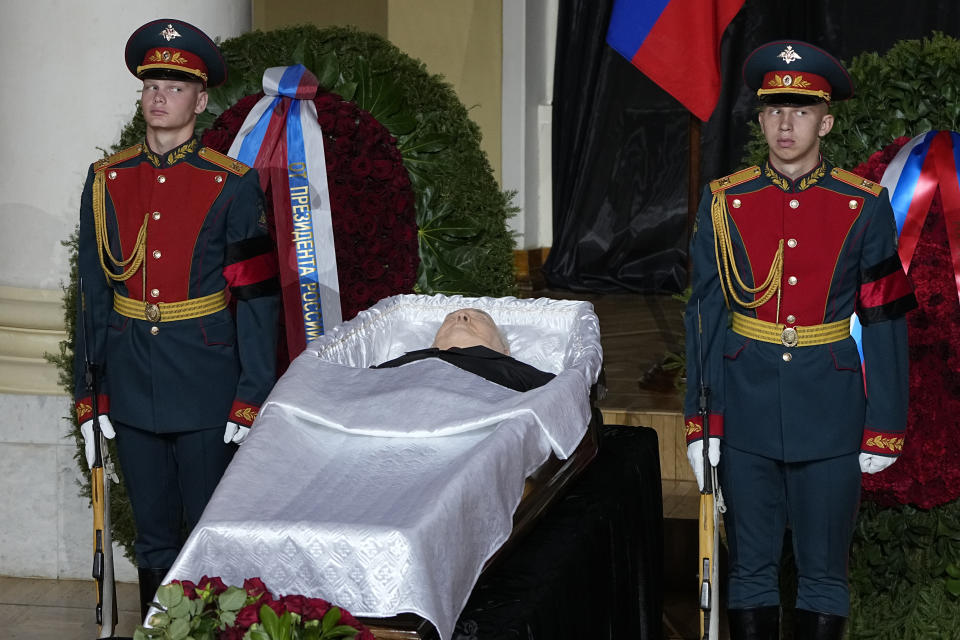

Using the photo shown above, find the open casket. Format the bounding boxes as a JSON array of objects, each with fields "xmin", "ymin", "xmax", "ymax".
[{"xmin": 163, "ymin": 294, "xmax": 604, "ymax": 639}]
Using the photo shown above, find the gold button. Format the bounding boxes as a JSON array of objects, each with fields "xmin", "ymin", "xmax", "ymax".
[
  {"xmin": 732, "ymin": 198, "xmax": 742, "ymax": 208},
  {"xmin": 787, "ymin": 276, "xmax": 798, "ymax": 286},
  {"xmin": 849, "ymin": 200, "xmax": 858, "ymax": 209},
  {"xmin": 215, "ymin": 175, "xmax": 224, "ymax": 183},
  {"xmin": 786, "ymin": 314, "xmax": 796, "ymax": 324},
  {"xmin": 153, "ymin": 250, "xmax": 162, "ymax": 259},
  {"xmin": 108, "ymin": 170, "xmax": 117, "ymax": 180},
  {"xmin": 157, "ymin": 175, "xmax": 166, "ymax": 184},
  {"xmin": 789, "ymin": 199, "xmax": 799, "ymax": 209},
  {"xmin": 150, "ymin": 326, "xmax": 159, "ymax": 335},
  {"xmin": 150, "ymin": 288, "xmax": 160, "ymax": 298},
  {"xmin": 782, "ymin": 352, "xmax": 793, "ymax": 362},
  {"xmin": 152, "ymin": 211, "xmax": 161, "ymax": 220},
  {"xmin": 787, "ymin": 238, "xmax": 797, "ymax": 248}
]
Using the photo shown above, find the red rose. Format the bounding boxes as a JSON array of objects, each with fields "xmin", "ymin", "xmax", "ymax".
[
  {"xmin": 386, "ymin": 270, "xmax": 406, "ymax": 290},
  {"xmin": 219, "ymin": 628, "xmax": 245, "ymax": 640},
  {"xmin": 371, "ymin": 158, "xmax": 395, "ymax": 180},
  {"xmin": 302, "ymin": 597, "xmax": 332, "ymax": 621},
  {"xmin": 349, "ymin": 281, "xmax": 370, "ymax": 305},
  {"xmin": 235, "ymin": 602, "xmax": 261, "ymax": 628},
  {"xmin": 314, "ymin": 93, "xmax": 340, "ymax": 112},
  {"xmin": 243, "ymin": 577, "xmax": 270, "ymax": 599},
  {"xmin": 351, "ymin": 156, "xmax": 373, "ymax": 178},
  {"xmin": 317, "ymin": 111, "xmax": 337, "ymax": 133},
  {"xmin": 391, "ymin": 171, "xmax": 411, "ymax": 190},
  {"xmin": 197, "ymin": 575, "xmax": 228, "ymax": 596},
  {"xmin": 358, "ymin": 217, "xmax": 380, "ymax": 239},
  {"xmin": 362, "ymin": 257, "xmax": 385, "ymax": 280},
  {"xmin": 263, "ymin": 599, "xmax": 285, "ymax": 617},
  {"xmin": 393, "ymin": 224, "xmax": 416, "ymax": 245},
  {"xmin": 280, "ymin": 594, "xmax": 308, "ymax": 615},
  {"xmin": 334, "ymin": 115, "xmax": 356, "ymax": 137},
  {"xmin": 340, "ymin": 214, "xmax": 360, "ymax": 236},
  {"xmin": 175, "ymin": 579, "xmax": 198, "ymax": 599},
  {"xmin": 201, "ymin": 129, "xmax": 233, "ymax": 153},
  {"xmin": 348, "ymin": 176, "xmax": 367, "ymax": 196},
  {"xmin": 369, "ymin": 282, "xmax": 392, "ymax": 304}
]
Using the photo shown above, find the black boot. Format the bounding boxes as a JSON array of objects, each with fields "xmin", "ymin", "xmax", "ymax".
[
  {"xmin": 794, "ymin": 609, "xmax": 846, "ymax": 640},
  {"xmin": 138, "ymin": 567, "xmax": 169, "ymax": 622},
  {"xmin": 728, "ymin": 605, "xmax": 780, "ymax": 640}
]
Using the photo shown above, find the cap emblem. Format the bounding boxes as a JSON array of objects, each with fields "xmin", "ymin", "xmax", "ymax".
[
  {"xmin": 146, "ymin": 49, "xmax": 189, "ymax": 66},
  {"xmin": 159, "ymin": 24, "xmax": 182, "ymax": 42},
  {"xmin": 767, "ymin": 73, "xmax": 812, "ymax": 90},
  {"xmin": 778, "ymin": 45, "xmax": 802, "ymax": 64}
]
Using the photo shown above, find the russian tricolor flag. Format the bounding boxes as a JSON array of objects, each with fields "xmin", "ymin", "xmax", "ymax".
[{"xmin": 606, "ymin": 0, "xmax": 745, "ymax": 121}]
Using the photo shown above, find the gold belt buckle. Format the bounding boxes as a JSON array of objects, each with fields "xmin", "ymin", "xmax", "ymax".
[
  {"xmin": 781, "ymin": 326, "xmax": 798, "ymax": 348},
  {"xmin": 145, "ymin": 302, "xmax": 161, "ymax": 323}
]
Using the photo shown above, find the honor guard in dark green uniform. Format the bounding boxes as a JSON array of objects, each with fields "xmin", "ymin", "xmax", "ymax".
[
  {"xmin": 73, "ymin": 19, "xmax": 280, "ymax": 618},
  {"xmin": 684, "ymin": 41, "xmax": 917, "ymax": 639}
]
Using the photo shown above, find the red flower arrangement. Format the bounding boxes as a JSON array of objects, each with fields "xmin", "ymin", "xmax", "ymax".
[
  {"xmin": 135, "ymin": 575, "xmax": 375, "ymax": 640},
  {"xmin": 201, "ymin": 91, "xmax": 419, "ymax": 325},
  {"xmin": 853, "ymin": 137, "xmax": 960, "ymax": 508}
]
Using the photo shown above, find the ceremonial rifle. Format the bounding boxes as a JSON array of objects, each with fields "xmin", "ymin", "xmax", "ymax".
[
  {"xmin": 80, "ymin": 278, "xmax": 118, "ymax": 638},
  {"xmin": 697, "ymin": 300, "xmax": 720, "ymax": 640}
]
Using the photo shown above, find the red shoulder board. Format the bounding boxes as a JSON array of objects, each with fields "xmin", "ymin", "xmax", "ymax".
[
  {"xmin": 831, "ymin": 167, "xmax": 884, "ymax": 196},
  {"xmin": 199, "ymin": 147, "xmax": 250, "ymax": 176},
  {"xmin": 710, "ymin": 166, "xmax": 761, "ymax": 194}
]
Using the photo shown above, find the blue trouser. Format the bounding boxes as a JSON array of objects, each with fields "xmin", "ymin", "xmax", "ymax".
[
  {"xmin": 719, "ymin": 444, "xmax": 861, "ymax": 616},
  {"xmin": 114, "ymin": 421, "xmax": 236, "ymax": 568}
]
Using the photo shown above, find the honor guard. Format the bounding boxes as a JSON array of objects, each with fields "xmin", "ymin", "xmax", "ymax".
[
  {"xmin": 683, "ymin": 41, "xmax": 917, "ymax": 639},
  {"xmin": 73, "ymin": 19, "xmax": 280, "ymax": 619}
]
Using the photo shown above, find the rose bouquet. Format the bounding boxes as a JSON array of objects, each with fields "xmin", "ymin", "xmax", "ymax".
[{"xmin": 134, "ymin": 576, "xmax": 374, "ymax": 640}]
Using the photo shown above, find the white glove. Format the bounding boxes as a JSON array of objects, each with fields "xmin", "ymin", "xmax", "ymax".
[
  {"xmin": 687, "ymin": 437, "xmax": 721, "ymax": 491},
  {"xmin": 80, "ymin": 415, "xmax": 116, "ymax": 468},
  {"xmin": 859, "ymin": 452, "xmax": 896, "ymax": 474},
  {"xmin": 223, "ymin": 421, "xmax": 250, "ymax": 444}
]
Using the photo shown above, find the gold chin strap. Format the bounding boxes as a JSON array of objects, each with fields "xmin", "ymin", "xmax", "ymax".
[
  {"xmin": 711, "ymin": 190, "xmax": 783, "ymax": 312},
  {"xmin": 93, "ymin": 170, "xmax": 148, "ymax": 287}
]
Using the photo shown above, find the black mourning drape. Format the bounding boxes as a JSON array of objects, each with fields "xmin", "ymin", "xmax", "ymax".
[{"xmin": 544, "ymin": 0, "xmax": 960, "ymax": 293}]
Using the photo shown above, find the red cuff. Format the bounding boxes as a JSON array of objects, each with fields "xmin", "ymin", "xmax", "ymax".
[
  {"xmin": 861, "ymin": 428, "xmax": 904, "ymax": 456},
  {"xmin": 685, "ymin": 414, "xmax": 724, "ymax": 444},
  {"xmin": 76, "ymin": 395, "xmax": 110, "ymax": 423},
  {"xmin": 229, "ymin": 400, "xmax": 261, "ymax": 427}
]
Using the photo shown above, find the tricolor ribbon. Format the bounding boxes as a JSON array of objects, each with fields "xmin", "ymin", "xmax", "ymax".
[
  {"xmin": 228, "ymin": 65, "xmax": 341, "ymax": 359},
  {"xmin": 851, "ymin": 130, "xmax": 960, "ymax": 357}
]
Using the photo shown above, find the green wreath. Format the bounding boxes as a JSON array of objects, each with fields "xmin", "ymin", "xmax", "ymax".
[{"xmin": 52, "ymin": 24, "xmax": 517, "ymax": 562}]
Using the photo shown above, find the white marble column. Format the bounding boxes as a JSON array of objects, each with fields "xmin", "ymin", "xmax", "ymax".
[
  {"xmin": 0, "ymin": 0, "xmax": 251, "ymax": 581},
  {"xmin": 500, "ymin": 0, "xmax": 558, "ymax": 250}
]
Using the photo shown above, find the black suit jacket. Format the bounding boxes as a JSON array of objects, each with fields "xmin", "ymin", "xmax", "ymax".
[{"xmin": 374, "ymin": 346, "xmax": 555, "ymax": 392}]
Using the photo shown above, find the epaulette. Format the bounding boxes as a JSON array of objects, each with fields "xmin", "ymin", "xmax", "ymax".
[
  {"xmin": 199, "ymin": 147, "xmax": 250, "ymax": 176},
  {"xmin": 830, "ymin": 167, "xmax": 883, "ymax": 196},
  {"xmin": 710, "ymin": 166, "xmax": 761, "ymax": 194},
  {"xmin": 93, "ymin": 144, "xmax": 142, "ymax": 172}
]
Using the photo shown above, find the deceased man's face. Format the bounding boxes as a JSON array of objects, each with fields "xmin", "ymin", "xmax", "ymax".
[{"xmin": 432, "ymin": 308, "xmax": 509, "ymax": 354}]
